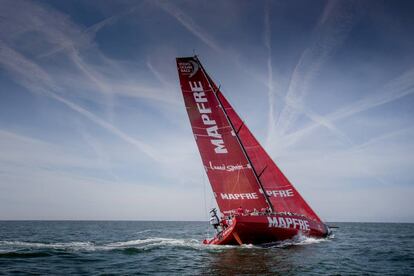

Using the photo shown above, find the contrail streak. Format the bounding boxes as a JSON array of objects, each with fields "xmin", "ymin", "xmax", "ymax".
[
  {"xmin": 271, "ymin": 1, "xmax": 358, "ymax": 148},
  {"xmin": 264, "ymin": 2, "xmax": 276, "ymax": 147},
  {"xmin": 48, "ymin": 92, "xmax": 164, "ymax": 163},
  {"xmin": 154, "ymin": 1, "xmax": 221, "ymax": 52},
  {"xmin": 38, "ymin": 6, "xmax": 139, "ymax": 58},
  {"xmin": 0, "ymin": 43, "xmax": 163, "ymax": 162},
  {"xmin": 284, "ymin": 68, "xmax": 414, "ymax": 148}
]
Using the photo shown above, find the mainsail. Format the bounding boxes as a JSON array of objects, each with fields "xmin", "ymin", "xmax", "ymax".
[{"xmin": 176, "ymin": 56, "xmax": 321, "ymax": 222}]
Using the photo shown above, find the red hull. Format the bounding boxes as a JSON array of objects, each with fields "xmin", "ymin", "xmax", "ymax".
[{"xmin": 204, "ymin": 215, "xmax": 329, "ymax": 245}]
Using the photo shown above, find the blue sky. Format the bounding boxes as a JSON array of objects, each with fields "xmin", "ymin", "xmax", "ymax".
[{"xmin": 0, "ymin": 0, "xmax": 413, "ymax": 222}]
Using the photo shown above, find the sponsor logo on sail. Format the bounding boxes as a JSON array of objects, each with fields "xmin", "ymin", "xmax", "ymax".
[
  {"xmin": 267, "ymin": 216, "xmax": 310, "ymax": 231},
  {"xmin": 189, "ymin": 81, "xmax": 227, "ymax": 154},
  {"xmin": 259, "ymin": 188, "xmax": 294, "ymax": 198},
  {"xmin": 221, "ymin": 193, "xmax": 258, "ymax": 200},
  {"xmin": 178, "ymin": 60, "xmax": 199, "ymax": 78},
  {"xmin": 206, "ymin": 161, "xmax": 251, "ymax": 172}
]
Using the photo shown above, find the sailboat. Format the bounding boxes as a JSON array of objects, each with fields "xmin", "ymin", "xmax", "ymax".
[{"xmin": 176, "ymin": 56, "xmax": 330, "ymax": 245}]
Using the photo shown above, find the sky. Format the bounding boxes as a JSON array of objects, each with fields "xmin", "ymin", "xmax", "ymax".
[{"xmin": 0, "ymin": 0, "xmax": 413, "ymax": 222}]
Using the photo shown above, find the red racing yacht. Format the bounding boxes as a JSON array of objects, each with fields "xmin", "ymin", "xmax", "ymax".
[{"xmin": 176, "ymin": 56, "xmax": 330, "ymax": 245}]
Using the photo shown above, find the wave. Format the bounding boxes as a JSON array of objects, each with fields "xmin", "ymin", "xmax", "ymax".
[
  {"xmin": 0, "ymin": 238, "xmax": 205, "ymax": 253},
  {"xmin": 104, "ymin": 237, "xmax": 203, "ymax": 251},
  {"xmin": 0, "ymin": 234, "xmax": 333, "ymax": 255},
  {"xmin": 0, "ymin": 241, "xmax": 95, "ymax": 250},
  {"xmin": 262, "ymin": 234, "xmax": 333, "ymax": 248}
]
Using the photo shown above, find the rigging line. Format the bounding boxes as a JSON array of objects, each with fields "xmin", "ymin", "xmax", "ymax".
[
  {"xmin": 236, "ymin": 121, "xmax": 244, "ymax": 134},
  {"xmin": 194, "ymin": 55, "xmax": 274, "ymax": 212},
  {"xmin": 209, "ymin": 189, "xmax": 216, "ymax": 238},
  {"xmin": 202, "ymin": 167, "xmax": 207, "ymax": 218},
  {"xmin": 258, "ymin": 165, "xmax": 268, "ymax": 178},
  {"xmin": 202, "ymin": 166, "xmax": 209, "ymax": 239}
]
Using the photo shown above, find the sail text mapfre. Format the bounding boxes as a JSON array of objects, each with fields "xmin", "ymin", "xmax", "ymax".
[
  {"xmin": 267, "ymin": 216, "xmax": 310, "ymax": 231},
  {"xmin": 259, "ymin": 188, "xmax": 295, "ymax": 198},
  {"xmin": 220, "ymin": 192, "xmax": 259, "ymax": 200},
  {"xmin": 188, "ymin": 80, "xmax": 227, "ymax": 154}
]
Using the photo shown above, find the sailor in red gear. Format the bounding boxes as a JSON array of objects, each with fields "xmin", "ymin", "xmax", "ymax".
[
  {"xmin": 237, "ymin": 206, "xmax": 243, "ymax": 216},
  {"xmin": 221, "ymin": 217, "xmax": 228, "ymax": 229}
]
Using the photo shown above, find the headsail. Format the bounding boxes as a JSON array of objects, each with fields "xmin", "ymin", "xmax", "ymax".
[
  {"xmin": 217, "ymin": 92, "xmax": 322, "ymax": 222},
  {"xmin": 176, "ymin": 56, "xmax": 270, "ymax": 214}
]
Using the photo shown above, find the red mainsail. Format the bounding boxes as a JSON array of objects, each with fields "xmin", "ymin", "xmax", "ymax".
[
  {"xmin": 177, "ymin": 56, "xmax": 270, "ymax": 214},
  {"xmin": 176, "ymin": 56, "xmax": 321, "ymax": 222}
]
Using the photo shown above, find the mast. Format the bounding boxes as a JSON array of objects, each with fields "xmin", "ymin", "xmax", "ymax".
[{"xmin": 195, "ymin": 56, "xmax": 275, "ymax": 212}]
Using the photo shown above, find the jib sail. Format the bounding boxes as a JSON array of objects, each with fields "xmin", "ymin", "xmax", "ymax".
[{"xmin": 217, "ymin": 90, "xmax": 322, "ymax": 222}]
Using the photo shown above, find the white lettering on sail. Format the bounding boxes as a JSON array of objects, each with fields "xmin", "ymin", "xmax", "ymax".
[
  {"xmin": 178, "ymin": 61, "xmax": 199, "ymax": 78},
  {"xmin": 193, "ymin": 91, "xmax": 207, "ymax": 102},
  {"xmin": 207, "ymin": 125, "xmax": 221, "ymax": 139},
  {"xmin": 179, "ymin": 62, "xmax": 193, "ymax": 73},
  {"xmin": 201, "ymin": 114, "xmax": 215, "ymax": 125},
  {"xmin": 207, "ymin": 161, "xmax": 250, "ymax": 172},
  {"xmin": 259, "ymin": 189, "xmax": 294, "ymax": 198},
  {"xmin": 197, "ymin": 102, "xmax": 211, "ymax": 114},
  {"xmin": 267, "ymin": 216, "xmax": 310, "ymax": 231},
  {"xmin": 190, "ymin": 81, "xmax": 228, "ymax": 154},
  {"xmin": 189, "ymin": 81, "xmax": 203, "ymax": 92},
  {"xmin": 221, "ymin": 193, "xmax": 258, "ymax": 200},
  {"xmin": 211, "ymin": 140, "xmax": 227, "ymax": 153}
]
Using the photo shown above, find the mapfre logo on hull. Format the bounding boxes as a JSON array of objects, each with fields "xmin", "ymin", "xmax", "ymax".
[{"xmin": 178, "ymin": 60, "xmax": 199, "ymax": 78}]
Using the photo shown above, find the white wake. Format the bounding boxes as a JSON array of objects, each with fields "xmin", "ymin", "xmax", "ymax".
[{"xmin": 0, "ymin": 234, "xmax": 333, "ymax": 252}]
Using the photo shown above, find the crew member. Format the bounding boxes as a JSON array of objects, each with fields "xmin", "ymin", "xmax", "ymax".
[
  {"xmin": 221, "ymin": 216, "xmax": 228, "ymax": 230},
  {"xmin": 237, "ymin": 206, "xmax": 243, "ymax": 216},
  {"xmin": 209, "ymin": 208, "xmax": 220, "ymax": 233}
]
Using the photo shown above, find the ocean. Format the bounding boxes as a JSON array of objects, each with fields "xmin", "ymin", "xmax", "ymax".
[{"xmin": 0, "ymin": 221, "xmax": 413, "ymax": 275}]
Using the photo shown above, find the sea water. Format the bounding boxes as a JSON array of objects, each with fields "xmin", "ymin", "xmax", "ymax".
[{"xmin": 0, "ymin": 221, "xmax": 413, "ymax": 275}]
